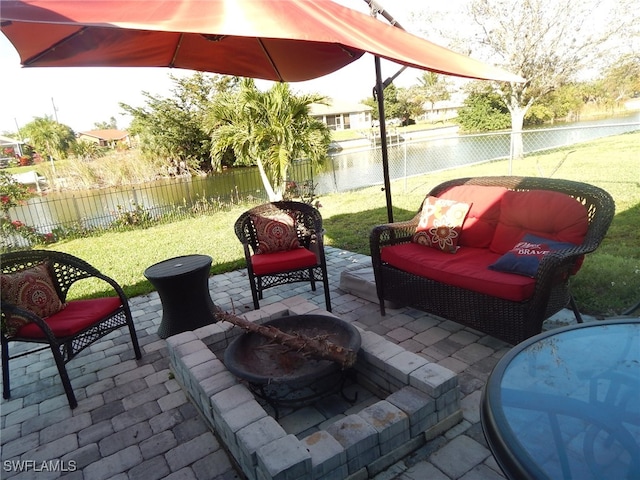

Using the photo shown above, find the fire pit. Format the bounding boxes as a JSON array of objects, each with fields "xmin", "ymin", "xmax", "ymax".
[
  {"xmin": 224, "ymin": 314, "xmax": 361, "ymax": 416},
  {"xmin": 168, "ymin": 301, "xmax": 462, "ymax": 479}
]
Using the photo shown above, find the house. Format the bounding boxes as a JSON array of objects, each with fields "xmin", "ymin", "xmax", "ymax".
[
  {"xmin": 422, "ymin": 96, "xmax": 465, "ymax": 123},
  {"xmin": 310, "ymin": 100, "xmax": 373, "ymax": 131},
  {"xmin": 76, "ymin": 129, "xmax": 131, "ymax": 148},
  {"xmin": 0, "ymin": 135, "xmax": 25, "ymax": 168}
]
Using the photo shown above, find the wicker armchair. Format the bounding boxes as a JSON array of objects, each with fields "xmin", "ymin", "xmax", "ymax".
[
  {"xmin": 370, "ymin": 176, "xmax": 616, "ymax": 344},
  {"xmin": 234, "ymin": 201, "xmax": 331, "ymax": 311},
  {"xmin": 1, "ymin": 250, "xmax": 142, "ymax": 408}
]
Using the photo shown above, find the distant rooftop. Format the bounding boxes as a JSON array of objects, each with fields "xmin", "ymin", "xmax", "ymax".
[
  {"xmin": 78, "ymin": 129, "xmax": 129, "ymax": 141},
  {"xmin": 0, "ymin": 134, "xmax": 23, "ymax": 145},
  {"xmin": 310, "ymin": 100, "xmax": 372, "ymax": 116}
]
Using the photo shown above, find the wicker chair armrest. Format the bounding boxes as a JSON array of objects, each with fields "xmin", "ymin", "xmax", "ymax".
[
  {"xmin": 533, "ymin": 248, "xmax": 590, "ymax": 293},
  {"xmin": 53, "ymin": 254, "xmax": 129, "ymax": 304},
  {"xmin": 1, "ymin": 250, "xmax": 128, "ymax": 304},
  {"xmin": 1, "ymin": 301, "xmax": 58, "ymax": 340},
  {"xmin": 73, "ymin": 265, "xmax": 129, "ymax": 302},
  {"xmin": 370, "ymin": 219, "xmax": 418, "ymax": 273},
  {"xmin": 309, "ymin": 228, "xmax": 325, "ymax": 245},
  {"xmin": 307, "ymin": 228, "xmax": 326, "ymax": 260},
  {"xmin": 536, "ymin": 242, "xmax": 598, "ymax": 275},
  {"xmin": 370, "ymin": 219, "xmax": 418, "ymax": 250}
]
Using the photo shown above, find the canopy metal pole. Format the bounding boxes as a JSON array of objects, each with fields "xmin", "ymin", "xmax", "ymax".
[
  {"xmin": 374, "ymin": 56, "xmax": 394, "ymax": 223},
  {"xmin": 365, "ymin": 0, "xmax": 410, "ymax": 223},
  {"xmin": 363, "ymin": 0, "xmax": 405, "ymax": 29}
]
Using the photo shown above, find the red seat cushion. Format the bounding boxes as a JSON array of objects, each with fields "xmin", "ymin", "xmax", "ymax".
[
  {"xmin": 251, "ymin": 247, "xmax": 318, "ymax": 275},
  {"xmin": 15, "ymin": 297, "xmax": 123, "ymax": 339},
  {"xmin": 381, "ymin": 243, "xmax": 536, "ymax": 302}
]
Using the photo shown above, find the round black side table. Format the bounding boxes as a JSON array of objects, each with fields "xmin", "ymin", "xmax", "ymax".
[{"xmin": 144, "ymin": 254, "xmax": 217, "ymax": 339}]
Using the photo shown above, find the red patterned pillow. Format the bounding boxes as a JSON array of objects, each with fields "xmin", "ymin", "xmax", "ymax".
[
  {"xmin": 1, "ymin": 262, "xmax": 65, "ymax": 337},
  {"xmin": 412, "ymin": 196, "xmax": 471, "ymax": 253},
  {"xmin": 251, "ymin": 212, "xmax": 301, "ymax": 254}
]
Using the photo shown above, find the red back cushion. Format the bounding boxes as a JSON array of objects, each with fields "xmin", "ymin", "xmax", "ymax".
[
  {"xmin": 489, "ymin": 190, "xmax": 589, "ymax": 254},
  {"xmin": 437, "ymin": 185, "xmax": 507, "ymax": 248}
]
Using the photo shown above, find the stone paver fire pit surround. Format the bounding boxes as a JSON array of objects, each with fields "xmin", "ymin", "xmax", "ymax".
[{"xmin": 166, "ymin": 300, "xmax": 461, "ymax": 480}]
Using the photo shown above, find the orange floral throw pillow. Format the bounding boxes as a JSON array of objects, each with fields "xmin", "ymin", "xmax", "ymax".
[
  {"xmin": 0, "ymin": 262, "xmax": 65, "ymax": 337},
  {"xmin": 251, "ymin": 212, "xmax": 301, "ymax": 254},
  {"xmin": 412, "ymin": 196, "xmax": 471, "ymax": 253}
]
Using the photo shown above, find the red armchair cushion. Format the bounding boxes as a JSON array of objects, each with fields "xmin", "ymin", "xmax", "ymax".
[
  {"xmin": 1, "ymin": 262, "xmax": 65, "ymax": 337},
  {"xmin": 490, "ymin": 190, "xmax": 588, "ymax": 254},
  {"xmin": 381, "ymin": 243, "xmax": 535, "ymax": 302},
  {"xmin": 438, "ymin": 185, "xmax": 507, "ymax": 248},
  {"xmin": 251, "ymin": 247, "xmax": 318, "ymax": 275},
  {"xmin": 14, "ymin": 297, "xmax": 123, "ymax": 339},
  {"xmin": 412, "ymin": 196, "xmax": 471, "ymax": 253},
  {"xmin": 251, "ymin": 212, "xmax": 301, "ymax": 254}
]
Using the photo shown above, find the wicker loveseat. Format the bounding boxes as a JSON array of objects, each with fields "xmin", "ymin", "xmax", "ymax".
[{"xmin": 370, "ymin": 176, "xmax": 615, "ymax": 344}]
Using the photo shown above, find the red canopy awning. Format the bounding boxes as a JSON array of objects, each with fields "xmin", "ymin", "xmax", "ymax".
[{"xmin": 0, "ymin": 0, "xmax": 524, "ymax": 83}]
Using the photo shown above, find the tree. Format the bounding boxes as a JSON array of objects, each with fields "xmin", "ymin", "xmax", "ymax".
[
  {"xmin": 415, "ymin": 0, "xmax": 637, "ymax": 157},
  {"xmin": 417, "ymin": 72, "xmax": 451, "ymax": 113},
  {"xmin": 601, "ymin": 55, "xmax": 640, "ymax": 103},
  {"xmin": 361, "ymin": 84, "xmax": 404, "ymax": 121},
  {"xmin": 526, "ymin": 83, "xmax": 584, "ymax": 124},
  {"xmin": 362, "ymin": 83, "xmax": 426, "ymax": 125},
  {"xmin": 20, "ymin": 116, "xmax": 75, "ymax": 162},
  {"xmin": 94, "ymin": 117, "xmax": 118, "ymax": 130},
  {"xmin": 121, "ymin": 73, "xmax": 238, "ymax": 172},
  {"xmin": 396, "ymin": 86, "xmax": 426, "ymax": 124},
  {"xmin": 456, "ymin": 85, "xmax": 510, "ymax": 132},
  {"xmin": 207, "ymin": 79, "xmax": 331, "ymax": 201},
  {"xmin": 0, "ymin": 171, "xmax": 54, "ymax": 248}
]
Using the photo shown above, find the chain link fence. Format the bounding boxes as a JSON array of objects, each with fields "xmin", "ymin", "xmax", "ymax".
[
  {"xmin": 1, "ymin": 161, "xmax": 315, "ymax": 249},
  {"xmin": 315, "ymin": 120, "xmax": 639, "ymax": 195}
]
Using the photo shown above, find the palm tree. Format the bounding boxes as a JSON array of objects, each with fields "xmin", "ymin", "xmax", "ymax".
[
  {"xmin": 417, "ymin": 72, "xmax": 451, "ymax": 114},
  {"xmin": 207, "ymin": 79, "xmax": 331, "ymax": 201},
  {"xmin": 20, "ymin": 116, "xmax": 75, "ymax": 162}
]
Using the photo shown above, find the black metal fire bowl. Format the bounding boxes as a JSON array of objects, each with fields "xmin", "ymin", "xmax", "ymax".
[{"xmin": 223, "ymin": 314, "xmax": 361, "ymax": 386}]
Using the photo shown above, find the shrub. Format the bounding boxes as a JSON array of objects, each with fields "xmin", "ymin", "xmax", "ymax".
[{"xmin": 112, "ymin": 202, "xmax": 154, "ymax": 228}]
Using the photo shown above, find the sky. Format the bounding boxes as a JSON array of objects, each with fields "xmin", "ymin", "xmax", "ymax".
[{"xmin": 0, "ymin": 0, "xmax": 445, "ymax": 135}]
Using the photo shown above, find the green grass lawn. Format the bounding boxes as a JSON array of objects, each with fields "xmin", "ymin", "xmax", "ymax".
[{"xmin": 29, "ymin": 131, "xmax": 640, "ymax": 316}]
